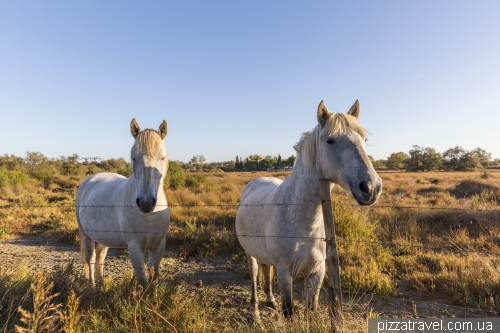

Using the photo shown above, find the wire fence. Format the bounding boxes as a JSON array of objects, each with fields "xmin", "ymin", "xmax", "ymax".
[
  {"xmin": 1, "ymin": 201, "xmax": 500, "ymax": 316},
  {"xmin": 1, "ymin": 202, "xmax": 500, "ymax": 257},
  {"xmin": 1, "ymin": 202, "xmax": 499, "ymax": 211}
]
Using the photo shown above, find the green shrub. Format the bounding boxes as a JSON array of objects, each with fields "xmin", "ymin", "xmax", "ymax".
[
  {"xmin": 164, "ymin": 161, "xmax": 185, "ymax": 189},
  {"xmin": 0, "ymin": 170, "xmax": 28, "ymax": 187},
  {"xmin": 117, "ymin": 167, "xmax": 132, "ymax": 178},
  {"xmin": 185, "ymin": 174, "xmax": 207, "ymax": 188},
  {"xmin": 29, "ymin": 170, "xmax": 53, "ymax": 185}
]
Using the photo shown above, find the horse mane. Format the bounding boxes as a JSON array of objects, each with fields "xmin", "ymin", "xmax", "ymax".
[
  {"xmin": 133, "ymin": 129, "xmax": 164, "ymax": 157},
  {"xmin": 293, "ymin": 113, "xmax": 367, "ymax": 169}
]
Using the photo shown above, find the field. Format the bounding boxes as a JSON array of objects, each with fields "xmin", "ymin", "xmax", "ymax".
[{"xmin": 0, "ymin": 169, "xmax": 499, "ymax": 332}]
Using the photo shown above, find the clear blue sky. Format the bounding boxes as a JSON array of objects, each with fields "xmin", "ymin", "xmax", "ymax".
[{"xmin": 1, "ymin": 1, "xmax": 499, "ymax": 163}]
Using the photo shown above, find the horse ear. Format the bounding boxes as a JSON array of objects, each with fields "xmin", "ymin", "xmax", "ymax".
[
  {"xmin": 347, "ymin": 100, "xmax": 360, "ymax": 119},
  {"xmin": 317, "ymin": 100, "xmax": 330, "ymax": 127},
  {"xmin": 158, "ymin": 120, "xmax": 168, "ymax": 140},
  {"xmin": 130, "ymin": 118, "xmax": 141, "ymax": 138}
]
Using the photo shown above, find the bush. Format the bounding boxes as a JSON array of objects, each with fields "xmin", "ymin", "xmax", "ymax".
[
  {"xmin": 185, "ymin": 174, "xmax": 207, "ymax": 188},
  {"xmin": 164, "ymin": 161, "xmax": 185, "ymax": 189},
  {"xmin": 117, "ymin": 167, "xmax": 132, "ymax": 178},
  {"xmin": 29, "ymin": 171, "xmax": 53, "ymax": 185},
  {"xmin": 0, "ymin": 170, "xmax": 28, "ymax": 187}
]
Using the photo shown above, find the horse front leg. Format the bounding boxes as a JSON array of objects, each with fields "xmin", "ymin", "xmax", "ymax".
[
  {"xmin": 128, "ymin": 243, "xmax": 148, "ymax": 289},
  {"xmin": 277, "ymin": 266, "xmax": 293, "ymax": 318},
  {"xmin": 147, "ymin": 237, "xmax": 166, "ymax": 282},
  {"xmin": 304, "ymin": 262, "xmax": 325, "ymax": 312}
]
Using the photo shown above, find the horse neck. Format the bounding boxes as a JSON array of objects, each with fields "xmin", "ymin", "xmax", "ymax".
[{"xmin": 279, "ymin": 155, "xmax": 334, "ymax": 220}]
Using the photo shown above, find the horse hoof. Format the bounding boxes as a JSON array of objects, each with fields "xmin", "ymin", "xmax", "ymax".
[
  {"xmin": 265, "ymin": 300, "xmax": 278, "ymax": 309},
  {"xmin": 282, "ymin": 302, "xmax": 293, "ymax": 318}
]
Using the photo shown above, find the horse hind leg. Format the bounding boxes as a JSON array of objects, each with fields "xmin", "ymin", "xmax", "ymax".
[
  {"xmin": 95, "ymin": 243, "xmax": 109, "ymax": 282},
  {"xmin": 246, "ymin": 253, "xmax": 261, "ymax": 319},
  {"xmin": 258, "ymin": 262, "xmax": 278, "ymax": 309},
  {"xmin": 80, "ymin": 231, "xmax": 96, "ymax": 285}
]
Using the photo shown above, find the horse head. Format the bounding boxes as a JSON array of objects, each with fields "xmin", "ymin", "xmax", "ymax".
[
  {"xmin": 306, "ymin": 100, "xmax": 382, "ymax": 205},
  {"xmin": 130, "ymin": 119, "xmax": 168, "ymax": 213}
]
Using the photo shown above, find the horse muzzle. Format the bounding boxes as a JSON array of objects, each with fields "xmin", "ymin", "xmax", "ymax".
[
  {"xmin": 136, "ymin": 196, "xmax": 157, "ymax": 213},
  {"xmin": 350, "ymin": 180, "xmax": 382, "ymax": 206}
]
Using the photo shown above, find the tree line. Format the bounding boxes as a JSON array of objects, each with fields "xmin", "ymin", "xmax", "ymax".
[
  {"xmin": 1, "ymin": 146, "xmax": 498, "ymax": 186},
  {"xmin": 0, "ymin": 152, "xmax": 132, "ymax": 186},
  {"xmin": 370, "ymin": 146, "xmax": 499, "ymax": 172}
]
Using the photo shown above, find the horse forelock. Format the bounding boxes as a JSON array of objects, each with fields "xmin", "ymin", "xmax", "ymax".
[
  {"xmin": 294, "ymin": 113, "xmax": 368, "ymax": 169},
  {"xmin": 133, "ymin": 129, "xmax": 165, "ymax": 157}
]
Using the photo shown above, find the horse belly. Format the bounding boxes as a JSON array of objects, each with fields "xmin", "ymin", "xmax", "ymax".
[{"xmin": 78, "ymin": 208, "xmax": 128, "ymax": 248}]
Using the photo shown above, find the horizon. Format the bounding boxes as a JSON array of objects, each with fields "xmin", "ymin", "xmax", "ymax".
[{"xmin": 1, "ymin": 1, "xmax": 499, "ymax": 162}]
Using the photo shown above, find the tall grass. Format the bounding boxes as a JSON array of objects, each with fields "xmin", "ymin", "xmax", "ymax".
[
  {"xmin": 2, "ymin": 262, "xmax": 371, "ymax": 332},
  {"xmin": 1, "ymin": 169, "xmax": 500, "ymax": 328}
]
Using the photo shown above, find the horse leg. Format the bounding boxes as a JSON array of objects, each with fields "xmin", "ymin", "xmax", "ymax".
[
  {"xmin": 81, "ymin": 233, "xmax": 96, "ymax": 285},
  {"xmin": 277, "ymin": 266, "xmax": 293, "ymax": 318},
  {"xmin": 304, "ymin": 262, "xmax": 325, "ymax": 312},
  {"xmin": 128, "ymin": 243, "xmax": 148, "ymax": 289},
  {"xmin": 95, "ymin": 244, "xmax": 109, "ymax": 282},
  {"xmin": 246, "ymin": 254, "xmax": 260, "ymax": 319},
  {"xmin": 263, "ymin": 265, "xmax": 278, "ymax": 309},
  {"xmin": 147, "ymin": 237, "xmax": 166, "ymax": 282}
]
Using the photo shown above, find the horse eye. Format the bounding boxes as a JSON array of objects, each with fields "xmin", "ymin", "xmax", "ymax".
[{"xmin": 326, "ymin": 138, "xmax": 335, "ymax": 145}]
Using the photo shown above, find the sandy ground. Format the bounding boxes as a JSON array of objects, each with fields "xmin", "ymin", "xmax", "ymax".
[{"xmin": 1, "ymin": 235, "xmax": 498, "ymax": 319}]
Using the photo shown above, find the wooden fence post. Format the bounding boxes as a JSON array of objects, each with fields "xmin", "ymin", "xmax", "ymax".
[{"xmin": 319, "ymin": 179, "xmax": 343, "ymax": 323}]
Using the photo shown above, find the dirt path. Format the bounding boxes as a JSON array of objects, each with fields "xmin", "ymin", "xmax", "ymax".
[{"xmin": 1, "ymin": 236, "xmax": 497, "ymax": 319}]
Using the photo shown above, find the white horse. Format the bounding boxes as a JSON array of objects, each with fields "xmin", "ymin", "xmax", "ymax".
[
  {"xmin": 235, "ymin": 100, "xmax": 382, "ymax": 318},
  {"xmin": 76, "ymin": 119, "xmax": 170, "ymax": 288}
]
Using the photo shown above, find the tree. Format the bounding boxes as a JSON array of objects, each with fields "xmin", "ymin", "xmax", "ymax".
[
  {"xmin": 368, "ymin": 155, "xmax": 386, "ymax": 169},
  {"xmin": 405, "ymin": 145, "xmax": 442, "ymax": 172},
  {"xmin": 386, "ymin": 152, "xmax": 409, "ymax": 170},
  {"xmin": 236, "ymin": 155, "xmax": 244, "ymax": 170},
  {"xmin": 421, "ymin": 148, "xmax": 442, "ymax": 171},
  {"xmin": 286, "ymin": 155, "xmax": 296, "ymax": 167},
  {"xmin": 259, "ymin": 157, "xmax": 277, "ymax": 170},
  {"xmin": 190, "ymin": 155, "xmax": 206, "ymax": 169},
  {"xmin": 244, "ymin": 159, "xmax": 259, "ymax": 171},
  {"xmin": 198, "ymin": 154, "xmax": 206, "ymax": 166},
  {"xmin": 25, "ymin": 151, "xmax": 48, "ymax": 171},
  {"xmin": 235, "ymin": 155, "xmax": 239, "ymax": 169},
  {"xmin": 472, "ymin": 148, "xmax": 491, "ymax": 167},
  {"xmin": 277, "ymin": 154, "xmax": 282, "ymax": 167},
  {"xmin": 457, "ymin": 151, "xmax": 482, "ymax": 171},
  {"xmin": 442, "ymin": 146, "xmax": 491, "ymax": 171},
  {"xmin": 60, "ymin": 154, "xmax": 81, "ymax": 175},
  {"xmin": 443, "ymin": 146, "xmax": 466, "ymax": 171}
]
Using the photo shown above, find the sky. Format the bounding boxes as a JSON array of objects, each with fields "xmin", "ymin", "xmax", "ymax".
[{"xmin": 1, "ymin": 1, "xmax": 499, "ymax": 163}]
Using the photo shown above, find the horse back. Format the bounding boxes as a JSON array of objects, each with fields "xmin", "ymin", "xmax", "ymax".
[
  {"xmin": 76, "ymin": 173, "xmax": 129, "ymax": 206},
  {"xmin": 240, "ymin": 177, "xmax": 282, "ymax": 204}
]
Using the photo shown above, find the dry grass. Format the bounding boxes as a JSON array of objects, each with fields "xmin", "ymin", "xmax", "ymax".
[{"xmin": 1, "ymin": 169, "xmax": 500, "ymax": 330}]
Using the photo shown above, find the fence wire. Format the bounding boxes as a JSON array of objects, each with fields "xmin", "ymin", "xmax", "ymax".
[
  {"xmin": 1, "ymin": 201, "xmax": 500, "ymax": 317},
  {"xmin": 0, "ymin": 203, "xmax": 499, "ymax": 212}
]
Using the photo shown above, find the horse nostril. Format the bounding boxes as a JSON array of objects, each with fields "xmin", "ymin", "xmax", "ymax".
[
  {"xmin": 152, "ymin": 198, "xmax": 157, "ymax": 207},
  {"xmin": 136, "ymin": 198, "xmax": 140, "ymax": 207},
  {"xmin": 359, "ymin": 181, "xmax": 370, "ymax": 194}
]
